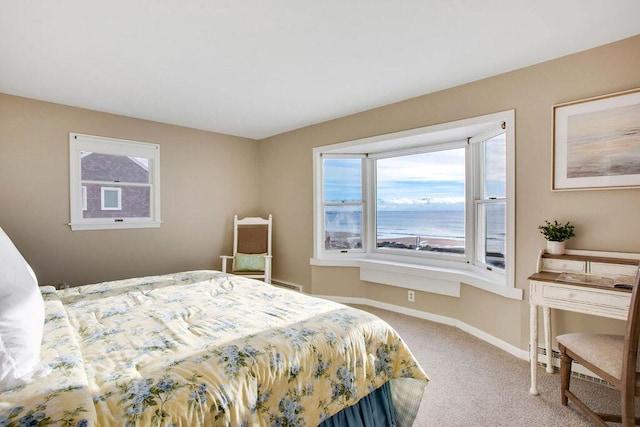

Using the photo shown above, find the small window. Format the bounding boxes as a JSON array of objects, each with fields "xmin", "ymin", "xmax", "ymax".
[
  {"xmin": 101, "ymin": 187, "xmax": 122, "ymax": 210},
  {"xmin": 69, "ymin": 133, "xmax": 161, "ymax": 230}
]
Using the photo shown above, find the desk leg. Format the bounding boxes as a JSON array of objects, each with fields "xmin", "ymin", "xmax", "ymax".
[
  {"xmin": 543, "ymin": 306, "xmax": 553, "ymax": 374},
  {"xmin": 530, "ymin": 303, "xmax": 539, "ymax": 395}
]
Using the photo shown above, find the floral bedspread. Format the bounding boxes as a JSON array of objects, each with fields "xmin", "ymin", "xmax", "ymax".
[{"xmin": 0, "ymin": 271, "xmax": 428, "ymax": 426}]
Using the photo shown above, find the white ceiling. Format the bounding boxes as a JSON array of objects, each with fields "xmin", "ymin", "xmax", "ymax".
[{"xmin": 2, "ymin": 1, "xmax": 639, "ymax": 140}]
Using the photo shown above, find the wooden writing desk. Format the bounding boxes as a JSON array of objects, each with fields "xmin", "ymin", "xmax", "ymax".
[{"xmin": 528, "ymin": 249, "xmax": 639, "ymax": 395}]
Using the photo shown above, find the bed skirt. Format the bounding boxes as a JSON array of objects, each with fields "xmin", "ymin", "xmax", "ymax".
[{"xmin": 320, "ymin": 382, "xmax": 396, "ymax": 427}]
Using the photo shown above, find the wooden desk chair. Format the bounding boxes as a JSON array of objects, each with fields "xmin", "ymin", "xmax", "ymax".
[
  {"xmin": 220, "ymin": 215, "xmax": 272, "ymax": 284},
  {"xmin": 557, "ymin": 266, "xmax": 640, "ymax": 426}
]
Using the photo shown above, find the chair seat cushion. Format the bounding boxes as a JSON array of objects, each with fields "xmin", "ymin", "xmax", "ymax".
[
  {"xmin": 557, "ymin": 333, "xmax": 640, "ymax": 382},
  {"xmin": 232, "ymin": 270, "xmax": 265, "ymax": 276}
]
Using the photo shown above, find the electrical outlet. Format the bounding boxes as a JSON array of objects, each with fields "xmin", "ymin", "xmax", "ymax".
[{"xmin": 407, "ymin": 290, "xmax": 415, "ymax": 302}]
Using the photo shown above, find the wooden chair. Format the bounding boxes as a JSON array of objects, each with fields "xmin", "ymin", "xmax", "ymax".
[
  {"xmin": 220, "ymin": 215, "xmax": 272, "ymax": 284},
  {"xmin": 557, "ymin": 265, "xmax": 640, "ymax": 426}
]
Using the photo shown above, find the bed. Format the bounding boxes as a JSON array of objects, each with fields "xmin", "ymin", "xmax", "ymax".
[{"xmin": 0, "ymin": 269, "xmax": 428, "ymax": 426}]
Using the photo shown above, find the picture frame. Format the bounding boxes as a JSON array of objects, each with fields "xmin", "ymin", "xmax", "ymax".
[{"xmin": 552, "ymin": 88, "xmax": 640, "ymax": 191}]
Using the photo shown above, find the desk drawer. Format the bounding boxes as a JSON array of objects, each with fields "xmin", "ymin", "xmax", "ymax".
[
  {"xmin": 543, "ymin": 285, "xmax": 625, "ymax": 306},
  {"xmin": 533, "ymin": 282, "xmax": 630, "ymax": 320},
  {"xmin": 541, "ymin": 258, "xmax": 586, "ymax": 273},
  {"xmin": 591, "ymin": 262, "xmax": 639, "ymax": 277}
]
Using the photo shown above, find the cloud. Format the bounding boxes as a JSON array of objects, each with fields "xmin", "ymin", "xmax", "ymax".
[{"xmin": 376, "ymin": 149, "xmax": 465, "ymax": 182}]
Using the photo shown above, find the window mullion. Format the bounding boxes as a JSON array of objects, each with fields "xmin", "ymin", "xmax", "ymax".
[
  {"xmin": 81, "ymin": 180, "xmax": 151, "ymax": 187},
  {"xmin": 324, "ymin": 202, "xmax": 362, "ymax": 207},
  {"xmin": 466, "ymin": 142, "xmax": 476, "ymax": 265},
  {"xmin": 364, "ymin": 156, "xmax": 374, "ymax": 253}
]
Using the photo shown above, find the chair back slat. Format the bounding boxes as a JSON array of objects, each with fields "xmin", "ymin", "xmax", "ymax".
[{"xmin": 237, "ymin": 225, "xmax": 269, "ymax": 254}]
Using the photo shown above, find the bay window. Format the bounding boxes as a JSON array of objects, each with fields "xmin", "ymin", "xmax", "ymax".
[{"xmin": 313, "ymin": 110, "xmax": 519, "ymax": 299}]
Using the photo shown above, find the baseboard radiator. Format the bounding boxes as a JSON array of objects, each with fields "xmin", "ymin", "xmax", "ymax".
[
  {"xmin": 270, "ymin": 279, "xmax": 303, "ymax": 293},
  {"xmin": 537, "ymin": 346, "xmax": 612, "ymax": 388}
]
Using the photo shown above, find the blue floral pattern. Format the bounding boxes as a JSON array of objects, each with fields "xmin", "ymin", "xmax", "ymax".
[
  {"xmin": 0, "ymin": 287, "xmax": 95, "ymax": 426},
  {"xmin": 1, "ymin": 271, "xmax": 428, "ymax": 426}
]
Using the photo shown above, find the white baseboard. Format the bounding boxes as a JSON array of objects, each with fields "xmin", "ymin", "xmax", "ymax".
[{"xmin": 314, "ymin": 294, "xmax": 529, "ymax": 361}]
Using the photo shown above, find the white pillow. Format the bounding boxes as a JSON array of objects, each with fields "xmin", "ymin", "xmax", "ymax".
[{"xmin": 0, "ymin": 226, "xmax": 50, "ymax": 391}]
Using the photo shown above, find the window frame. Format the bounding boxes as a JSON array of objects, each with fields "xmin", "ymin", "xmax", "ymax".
[
  {"xmin": 472, "ymin": 128, "xmax": 508, "ymax": 272},
  {"xmin": 69, "ymin": 132, "xmax": 161, "ymax": 231},
  {"xmin": 370, "ymin": 141, "xmax": 469, "ymax": 263},
  {"xmin": 312, "ymin": 111, "xmax": 520, "ymax": 300},
  {"xmin": 321, "ymin": 154, "xmax": 367, "ymax": 256}
]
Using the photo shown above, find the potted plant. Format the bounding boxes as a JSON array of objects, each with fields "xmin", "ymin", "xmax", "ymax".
[{"xmin": 538, "ymin": 220, "xmax": 575, "ymax": 255}]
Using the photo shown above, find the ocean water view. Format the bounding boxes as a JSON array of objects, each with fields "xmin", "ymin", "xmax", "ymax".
[
  {"xmin": 325, "ymin": 210, "xmax": 505, "ymax": 261},
  {"xmin": 321, "ymin": 131, "xmax": 508, "ymax": 268},
  {"xmin": 377, "ymin": 210, "xmax": 465, "ymax": 240}
]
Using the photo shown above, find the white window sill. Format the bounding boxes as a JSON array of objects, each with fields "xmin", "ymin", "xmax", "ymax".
[
  {"xmin": 310, "ymin": 257, "xmax": 523, "ymax": 300},
  {"xmin": 69, "ymin": 221, "xmax": 161, "ymax": 231}
]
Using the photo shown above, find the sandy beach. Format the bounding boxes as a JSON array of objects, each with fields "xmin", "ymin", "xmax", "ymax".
[
  {"xmin": 377, "ymin": 236, "xmax": 464, "ymax": 248},
  {"xmin": 325, "ymin": 232, "xmax": 464, "ymax": 251},
  {"xmin": 326, "ymin": 231, "xmax": 503, "ymax": 266}
]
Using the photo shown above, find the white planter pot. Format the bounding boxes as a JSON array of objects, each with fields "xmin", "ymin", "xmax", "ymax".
[{"xmin": 546, "ymin": 241, "xmax": 566, "ymax": 255}]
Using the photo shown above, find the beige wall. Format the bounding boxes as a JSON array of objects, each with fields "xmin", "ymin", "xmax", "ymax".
[
  {"xmin": 259, "ymin": 35, "xmax": 640, "ymax": 350},
  {"xmin": 2, "ymin": 35, "xmax": 639, "ymax": 354},
  {"xmin": 0, "ymin": 94, "xmax": 260, "ymax": 286}
]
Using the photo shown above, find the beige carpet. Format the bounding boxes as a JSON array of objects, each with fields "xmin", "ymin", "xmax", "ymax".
[{"xmin": 353, "ymin": 304, "xmax": 639, "ymax": 427}]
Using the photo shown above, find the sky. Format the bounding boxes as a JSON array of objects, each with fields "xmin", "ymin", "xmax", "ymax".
[
  {"xmin": 376, "ymin": 149, "xmax": 465, "ymax": 210},
  {"xmin": 324, "ymin": 134, "xmax": 505, "ymax": 211}
]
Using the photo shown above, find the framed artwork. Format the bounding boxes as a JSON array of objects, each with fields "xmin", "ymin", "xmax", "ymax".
[{"xmin": 552, "ymin": 88, "xmax": 640, "ymax": 190}]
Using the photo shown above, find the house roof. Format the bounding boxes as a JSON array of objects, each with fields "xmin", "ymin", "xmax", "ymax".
[
  {"xmin": 1, "ymin": 1, "xmax": 639, "ymax": 139},
  {"xmin": 81, "ymin": 153, "xmax": 149, "ymax": 183}
]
